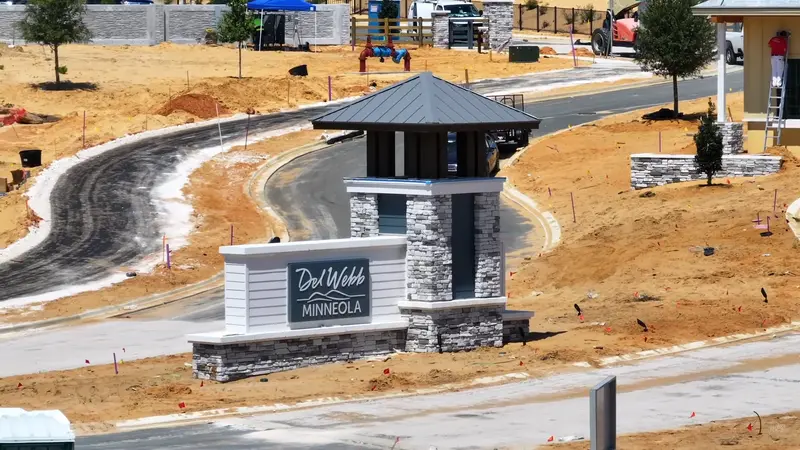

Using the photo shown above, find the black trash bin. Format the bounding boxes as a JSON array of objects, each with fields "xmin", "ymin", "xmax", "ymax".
[{"xmin": 19, "ymin": 149, "xmax": 42, "ymax": 168}]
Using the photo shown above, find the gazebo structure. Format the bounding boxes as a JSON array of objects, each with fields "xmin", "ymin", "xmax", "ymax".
[{"xmin": 313, "ymin": 72, "xmax": 541, "ymax": 352}]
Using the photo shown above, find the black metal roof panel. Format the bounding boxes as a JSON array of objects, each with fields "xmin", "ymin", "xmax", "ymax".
[{"xmin": 312, "ymin": 72, "xmax": 541, "ymax": 132}]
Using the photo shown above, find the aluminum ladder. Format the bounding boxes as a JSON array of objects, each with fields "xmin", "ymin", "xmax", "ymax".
[{"xmin": 763, "ymin": 36, "xmax": 790, "ymax": 152}]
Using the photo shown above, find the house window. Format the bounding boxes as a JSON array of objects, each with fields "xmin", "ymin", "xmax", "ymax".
[
  {"xmin": 378, "ymin": 194, "xmax": 407, "ymax": 234},
  {"xmin": 783, "ymin": 59, "xmax": 800, "ymax": 119}
]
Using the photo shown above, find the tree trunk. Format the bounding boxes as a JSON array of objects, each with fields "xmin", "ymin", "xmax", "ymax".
[
  {"xmin": 238, "ymin": 42, "xmax": 242, "ymax": 79},
  {"xmin": 707, "ymin": 172, "xmax": 712, "ymax": 186},
  {"xmin": 672, "ymin": 74, "xmax": 679, "ymax": 118},
  {"xmin": 54, "ymin": 45, "xmax": 60, "ymax": 85}
]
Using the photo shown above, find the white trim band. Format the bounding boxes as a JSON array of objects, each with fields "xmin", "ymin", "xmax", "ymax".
[
  {"xmin": 398, "ymin": 297, "xmax": 507, "ymax": 310},
  {"xmin": 344, "ymin": 177, "xmax": 506, "ymax": 196},
  {"xmin": 188, "ymin": 320, "xmax": 410, "ymax": 344},
  {"xmin": 219, "ymin": 235, "xmax": 407, "ymax": 256}
]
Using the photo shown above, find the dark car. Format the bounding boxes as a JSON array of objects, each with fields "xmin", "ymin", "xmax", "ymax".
[{"xmin": 447, "ymin": 132, "xmax": 499, "ymax": 175}]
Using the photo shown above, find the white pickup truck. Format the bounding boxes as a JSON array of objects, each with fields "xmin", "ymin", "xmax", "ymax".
[{"xmin": 726, "ymin": 23, "xmax": 744, "ymax": 64}]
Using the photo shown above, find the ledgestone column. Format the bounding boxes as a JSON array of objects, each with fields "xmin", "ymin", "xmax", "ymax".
[
  {"xmin": 474, "ymin": 192, "xmax": 501, "ymax": 297},
  {"xmin": 719, "ymin": 122, "xmax": 744, "ymax": 155},
  {"xmin": 482, "ymin": 0, "xmax": 513, "ymax": 51},
  {"xmin": 432, "ymin": 11, "xmax": 450, "ymax": 49},
  {"xmin": 405, "ymin": 195, "xmax": 453, "ymax": 301},
  {"xmin": 350, "ymin": 193, "xmax": 379, "ymax": 238}
]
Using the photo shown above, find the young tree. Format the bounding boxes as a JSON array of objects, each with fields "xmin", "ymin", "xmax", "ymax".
[
  {"xmin": 17, "ymin": 0, "xmax": 91, "ymax": 86},
  {"xmin": 694, "ymin": 99, "xmax": 723, "ymax": 185},
  {"xmin": 218, "ymin": 0, "xmax": 255, "ymax": 79},
  {"xmin": 634, "ymin": 0, "xmax": 716, "ymax": 117}
]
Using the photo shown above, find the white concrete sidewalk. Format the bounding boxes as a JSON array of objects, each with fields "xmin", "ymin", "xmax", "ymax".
[
  {"xmin": 188, "ymin": 333, "xmax": 800, "ymax": 449},
  {"xmin": 0, "ymin": 320, "xmax": 221, "ymax": 377}
]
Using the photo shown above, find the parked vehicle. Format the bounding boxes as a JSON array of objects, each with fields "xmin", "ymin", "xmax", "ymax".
[
  {"xmin": 408, "ymin": 0, "xmax": 483, "ymax": 44},
  {"xmin": 447, "ymin": 132, "xmax": 500, "ymax": 175},
  {"xmin": 485, "ymin": 94, "xmax": 530, "ymax": 148},
  {"xmin": 591, "ymin": 0, "xmax": 647, "ymax": 55},
  {"xmin": 726, "ymin": 23, "xmax": 744, "ymax": 64}
]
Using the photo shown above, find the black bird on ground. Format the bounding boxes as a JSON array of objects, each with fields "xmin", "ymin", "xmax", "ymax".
[
  {"xmin": 574, "ymin": 303, "xmax": 582, "ymax": 316},
  {"xmin": 761, "ymin": 287, "xmax": 768, "ymax": 303},
  {"xmin": 637, "ymin": 318, "xmax": 648, "ymax": 332}
]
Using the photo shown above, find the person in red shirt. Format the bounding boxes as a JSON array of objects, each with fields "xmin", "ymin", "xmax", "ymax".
[{"xmin": 769, "ymin": 31, "xmax": 789, "ymax": 87}]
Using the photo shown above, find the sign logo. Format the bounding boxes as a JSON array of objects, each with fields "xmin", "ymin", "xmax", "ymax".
[{"xmin": 288, "ymin": 259, "xmax": 370, "ymax": 323}]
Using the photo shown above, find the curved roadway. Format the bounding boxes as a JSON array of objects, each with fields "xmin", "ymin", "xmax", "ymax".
[
  {"xmin": 128, "ymin": 69, "xmax": 744, "ymax": 323},
  {"xmin": 0, "ymin": 107, "xmax": 335, "ymax": 302}
]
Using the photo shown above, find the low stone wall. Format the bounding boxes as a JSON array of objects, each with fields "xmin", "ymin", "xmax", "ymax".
[
  {"xmin": 194, "ymin": 329, "xmax": 407, "ymax": 382},
  {"xmin": 0, "ymin": 4, "xmax": 349, "ymax": 46},
  {"xmin": 630, "ymin": 153, "xmax": 783, "ymax": 189},
  {"xmin": 502, "ymin": 318, "xmax": 530, "ymax": 344},
  {"xmin": 350, "ymin": 193, "xmax": 379, "ymax": 238},
  {"xmin": 404, "ymin": 306, "xmax": 504, "ymax": 353}
]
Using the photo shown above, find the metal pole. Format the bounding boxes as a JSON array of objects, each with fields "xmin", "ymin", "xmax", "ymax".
[
  {"xmin": 259, "ymin": 10, "xmax": 264, "ymax": 51},
  {"xmin": 590, "ymin": 376, "xmax": 617, "ymax": 450},
  {"xmin": 716, "ymin": 22, "xmax": 727, "ymax": 122}
]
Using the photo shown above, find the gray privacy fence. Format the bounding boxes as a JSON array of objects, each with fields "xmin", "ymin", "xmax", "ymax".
[{"xmin": 0, "ymin": 4, "xmax": 349, "ymax": 46}]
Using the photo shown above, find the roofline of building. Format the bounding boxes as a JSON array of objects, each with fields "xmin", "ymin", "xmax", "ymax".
[
  {"xmin": 311, "ymin": 120, "xmax": 541, "ymax": 132},
  {"xmin": 693, "ymin": 6, "xmax": 800, "ymax": 16}
]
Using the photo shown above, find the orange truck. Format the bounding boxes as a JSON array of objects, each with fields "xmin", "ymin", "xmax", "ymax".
[{"xmin": 591, "ymin": 0, "xmax": 647, "ymax": 55}]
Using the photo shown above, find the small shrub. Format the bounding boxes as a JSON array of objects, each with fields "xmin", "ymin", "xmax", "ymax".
[
  {"xmin": 204, "ymin": 28, "xmax": 218, "ymax": 45},
  {"xmin": 541, "ymin": 20, "xmax": 550, "ymax": 29},
  {"xmin": 539, "ymin": 4, "xmax": 549, "ymax": 15},
  {"xmin": 57, "ymin": 66, "xmax": 67, "ymax": 75},
  {"xmin": 561, "ymin": 8, "xmax": 576, "ymax": 25},
  {"xmin": 578, "ymin": 4, "xmax": 595, "ymax": 23},
  {"xmin": 694, "ymin": 99, "xmax": 723, "ymax": 185},
  {"xmin": 0, "ymin": 65, "xmax": 4, "ymax": 70},
  {"xmin": 524, "ymin": 0, "xmax": 539, "ymax": 11}
]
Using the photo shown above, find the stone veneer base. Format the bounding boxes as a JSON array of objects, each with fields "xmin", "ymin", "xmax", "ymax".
[
  {"xmin": 404, "ymin": 305, "xmax": 504, "ymax": 353},
  {"xmin": 630, "ymin": 153, "xmax": 782, "ymax": 189},
  {"xmin": 193, "ymin": 329, "xmax": 407, "ymax": 382}
]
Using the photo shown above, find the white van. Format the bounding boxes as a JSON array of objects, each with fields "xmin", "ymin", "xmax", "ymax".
[{"xmin": 407, "ymin": 0, "xmax": 482, "ymax": 21}]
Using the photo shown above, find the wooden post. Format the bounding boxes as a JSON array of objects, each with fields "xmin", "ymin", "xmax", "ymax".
[
  {"xmin": 384, "ymin": 17, "xmax": 389, "ymax": 41},
  {"xmin": 465, "ymin": 69, "xmax": 470, "ymax": 89},
  {"xmin": 82, "ymin": 110, "xmax": 86, "ymax": 148},
  {"xmin": 536, "ymin": 6, "xmax": 540, "ymax": 32},
  {"xmin": 287, "ymin": 75, "xmax": 291, "ymax": 106},
  {"xmin": 351, "ymin": 16, "xmax": 356, "ymax": 50},
  {"xmin": 418, "ymin": 18, "xmax": 423, "ymax": 48},
  {"xmin": 518, "ymin": 4, "xmax": 523, "ymax": 30},
  {"xmin": 328, "ymin": 75, "xmax": 332, "ymax": 101},
  {"xmin": 166, "ymin": 244, "xmax": 171, "ymax": 269},
  {"xmin": 230, "ymin": 224, "xmax": 234, "ymax": 245},
  {"xmin": 571, "ymin": 192, "xmax": 576, "ymax": 223}
]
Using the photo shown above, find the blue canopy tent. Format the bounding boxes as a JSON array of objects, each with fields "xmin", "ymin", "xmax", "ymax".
[{"xmin": 247, "ymin": 0, "xmax": 317, "ymax": 51}]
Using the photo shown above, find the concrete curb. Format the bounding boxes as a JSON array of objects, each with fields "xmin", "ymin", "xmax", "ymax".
[{"xmin": 501, "ymin": 187, "xmax": 561, "ymax": 253}]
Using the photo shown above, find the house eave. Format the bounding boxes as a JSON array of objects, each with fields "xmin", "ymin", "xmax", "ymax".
[{"xmin": 693, "ymin": 7, "xmax": 800, "ymax": 17}]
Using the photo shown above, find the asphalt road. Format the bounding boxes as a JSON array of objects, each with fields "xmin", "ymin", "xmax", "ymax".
[
  {"xmin": 0, "ymin": 107, "xmax": 336, "ymax": 303},
  {"xmin": 127, "ymin": 69, "xmax": 744, "ymax": 323}
]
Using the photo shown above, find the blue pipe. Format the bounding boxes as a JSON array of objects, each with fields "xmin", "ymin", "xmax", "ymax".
[{"xmin": 393, "ymin": 48, "xmax": 408, "ymax": 64}]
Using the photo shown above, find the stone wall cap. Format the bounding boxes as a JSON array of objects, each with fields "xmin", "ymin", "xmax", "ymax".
[
  {"xmin": 220, "ymin": 235, "xmax": 406, "ymax": 256},
  {"xmin": 398, "ymin": 297, "xmax": 507, "ymax": 310},
  {"xmin": 187, "ymin": 320, "xmax": 409, "ymax": 344},
  {"xmin": 631, "ymin": 153, "xmax": 783, "ymax": 161},
  {"xmin": 345, "ymin": 177, "xmax": 506, "ymax": 196},
  {"xmin": 502, "ymin": 309, "xmax": 535, "ymax": 320}
]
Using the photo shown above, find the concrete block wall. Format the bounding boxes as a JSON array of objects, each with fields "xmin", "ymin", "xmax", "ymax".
[
  {"xmin": 474, "ymin": 192, "xmax": 501, "ymax": 298},
  {"xmin": 350, "ymin": 193, "xmax": 379, "ymax": 238},
  {"xmin": 630, "ymin": 153, "xmax": 783, "ymax": 189},
  {"xmin": 193, "ymin": 329, "xmax": 407, "ymax": 382},
  {"xmin": 404, "ymin": 306, "xmax": 504, "ymax": 352},
  {"xmin": 405, "ymin": 195, "xmax": 453, "ymax": 302},
  {"xmin": 0, "ymin": 4, "xmax": 349, "ymax": 46}
]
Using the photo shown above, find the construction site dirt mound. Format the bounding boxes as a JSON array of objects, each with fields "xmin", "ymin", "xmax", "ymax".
[
  {"xmin": 155, "ymin": 93, "xmax": 229, "ymax": 119},
  {"xmin": 573, "ymin": 47, "xmax": 594, "ymax": 57},
  {"xmin": 540, "ymin": 46, "xmax": 558, "ymax": 55}
]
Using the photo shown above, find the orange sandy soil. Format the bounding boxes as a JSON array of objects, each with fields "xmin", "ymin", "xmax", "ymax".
[
  {"xmin": 0, "ymin": 129, "xmax": 324, "ymax": 324},
  {"xmin": 552, "ymin": 412, "xmax": 800, "ymax": 449},
  {"xmin": 502, "ymin": 92, "xmax": 800, "ymax": 361},
  {"xmin": 0, "ymin": 42, "xmax": 576, "ymax": 249},
  {"xmin": 1, "ymin": 344, "xmax": 585, "ymax": 431}
]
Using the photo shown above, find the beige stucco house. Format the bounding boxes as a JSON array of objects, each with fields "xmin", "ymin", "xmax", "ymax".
[{"xmin": 694, "ymin": 0, "xmax": 800, "ymax": 153}]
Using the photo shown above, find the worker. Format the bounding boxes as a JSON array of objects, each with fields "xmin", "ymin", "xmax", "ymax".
[{"xmin": 769, "ymin": 31, "xmax": 789, "ymax": 88}]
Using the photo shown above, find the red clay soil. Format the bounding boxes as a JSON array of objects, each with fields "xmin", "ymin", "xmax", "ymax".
[
  {"xmin": 540, "ymin": 46, "xmax": 558, "ymax": 55},
  {"xmin": 155, "ymin": 93, "xmax": 230, "ymax": 119},
  {"xmin": 573, "ymin": 47, "xmax": 594, "ymax": 57}
]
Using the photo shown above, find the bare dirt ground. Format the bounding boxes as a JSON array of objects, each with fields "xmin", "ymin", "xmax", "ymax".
[
  {"xmin": 503, "ymin": 92, "xmax": 800, "ymax": 363},
  {"xmin": 551, "ymin": 411, "xmax": 800, "ymax": 449},
  {"xmin": 2, "ymin": 129, "xmax": 323, "ymax": 323},
  {"xmin": 0, "ymin": 42, "xmax": 575, "ymax": 249},
  {"xmin": 1, "ymin": 343, "xmax": 578, "ymax": 431}
]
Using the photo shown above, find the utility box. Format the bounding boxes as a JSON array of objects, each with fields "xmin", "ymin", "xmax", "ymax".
[
  {"xmin": 368, "ymin": 0, "xmax": 400, "ymax": 41},
  {"xmin": 509, "ymin": 45, "xmax": 540, "ymax": 63}
]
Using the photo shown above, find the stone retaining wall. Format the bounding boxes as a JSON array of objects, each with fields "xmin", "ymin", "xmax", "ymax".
[
  {"xmin": 0, "ymin": 4, "xmax": 349, "ymax": 46},
  {"xmin": 193, "ymin": 329, "xmax": 407, "ymax": 382},
  {"xmin": 502, "ymin": 318, "xmax": 530, "ymax": 343},
  {"xmin": 404, "ymin": 306, "xmax": 504, "ymax": 353},
  {"xmin": 630, "ymin": 153, "xmax": 783, "ymax": 189}
]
